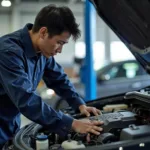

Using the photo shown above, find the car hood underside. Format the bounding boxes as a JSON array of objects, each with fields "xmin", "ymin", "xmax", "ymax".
[{"xmin": 91, "ymin": 0, "xmax": 150, "ymax": 74}]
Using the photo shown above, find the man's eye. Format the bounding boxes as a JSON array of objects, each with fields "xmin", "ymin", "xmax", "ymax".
[{"xmin": 58, "ymin": 42, "xmax": 64, "ymax": 45}]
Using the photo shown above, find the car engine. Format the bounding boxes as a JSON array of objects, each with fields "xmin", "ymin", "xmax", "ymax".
[{"xmin": 3, "ymin": 88, "xmax": 150, "ymax": 150}]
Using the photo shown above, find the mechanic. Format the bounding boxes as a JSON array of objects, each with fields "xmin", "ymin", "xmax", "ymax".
[{"xmin": 0, "ymin": 4, "xmax": 103, "ymax": 148}]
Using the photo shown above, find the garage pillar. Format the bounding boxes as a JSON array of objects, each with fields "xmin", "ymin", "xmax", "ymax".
[{"xmin": 84, "ymin": 0, "xmax": 96, "ymax": 101}]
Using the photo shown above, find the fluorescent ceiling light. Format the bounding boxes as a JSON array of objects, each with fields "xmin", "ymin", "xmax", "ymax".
[{"xmin": 1, "ymin": 0, "xmax": 11, "ymax": 7}]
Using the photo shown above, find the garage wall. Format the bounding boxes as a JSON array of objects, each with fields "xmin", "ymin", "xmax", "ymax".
[
  {"xmin": 0, "ymin": 13, "xmax": 10, "ymax": 36},
  {"xmin": 0, "ymin": 2, "xmax": 121, "ymax": 65}
]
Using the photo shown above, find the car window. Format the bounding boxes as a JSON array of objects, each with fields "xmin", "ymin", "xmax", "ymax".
[
  {"xmin": 104, "ymin": 66, "xmax": 119, "ymax": 80},
  {"xmin": 98, "ymin": 62, "xmax": 145, "ymax": 81},
  {"xmin": 98, "ymin": 66, "xmax": 119, "ymax": 80},
  {"xmin": 115, "ymin": 62, "xmax": 141, "ymax": 78}
]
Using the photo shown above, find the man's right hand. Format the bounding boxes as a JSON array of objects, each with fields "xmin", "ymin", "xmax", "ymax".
[{"xmin": 71, "ymin": 119, "xmax": 103, "ymax": 135}]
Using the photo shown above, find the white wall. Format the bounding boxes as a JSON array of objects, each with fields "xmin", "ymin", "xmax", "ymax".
[
  {"xmin": 0, "ymin": 13, "xmax": 10, "ymax": 36},
  {"xmin": 0, "ymin": 1, "xmax": 121, "ymax": 65}
]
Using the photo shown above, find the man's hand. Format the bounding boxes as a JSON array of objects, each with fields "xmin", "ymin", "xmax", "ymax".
[
  {"xmin": 79, "ymin": 105, "xmax": 101, "ymax": 117},
  {"xmin": 72, "ymin": 119, "xmax": 103, "ymax": 135}
]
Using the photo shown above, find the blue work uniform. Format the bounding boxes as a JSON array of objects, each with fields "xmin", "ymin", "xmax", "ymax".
[{"xmin": 0, "ymin": 23, "xmax": 85, "ymax": 146}]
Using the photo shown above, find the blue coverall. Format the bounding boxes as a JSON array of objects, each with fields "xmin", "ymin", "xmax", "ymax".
[{"xmin": 0, "ymin": 23, "xmax": 85, "ymax": 147}]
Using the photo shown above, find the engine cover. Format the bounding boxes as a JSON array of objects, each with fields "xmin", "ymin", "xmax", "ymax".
[{"xmin": 89, "ymin": 111, "xmax": 137, "ymax": 132}]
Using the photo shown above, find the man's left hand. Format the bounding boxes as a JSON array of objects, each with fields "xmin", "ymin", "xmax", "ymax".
[{"xmin": 79, "ymin": 105, "xmax": 101, "ymax": 117}]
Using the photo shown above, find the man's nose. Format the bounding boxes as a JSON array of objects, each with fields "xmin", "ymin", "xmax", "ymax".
[{"xmin": 57, "ymin": 45, "xmax": 63, "ymax": 53}]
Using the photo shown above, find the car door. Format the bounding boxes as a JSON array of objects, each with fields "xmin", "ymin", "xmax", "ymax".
[{"xmin": 96, "ymin": 61, "xmax": 150, "ymax": 98}]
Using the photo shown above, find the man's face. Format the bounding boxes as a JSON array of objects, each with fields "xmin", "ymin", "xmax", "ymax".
[{"xmin": 38, "ymin": 27, "xmax": 71, "ymax": 58}]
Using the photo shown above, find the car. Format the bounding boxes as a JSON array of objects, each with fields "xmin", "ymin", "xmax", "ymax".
[
  {"xmin": 41, "ymin": 59, "xmax": 150, "ymax": 110},
  {"xmin": 79, "ymin": 59, "xmax": 150, "ymax": 98},
  {"xmin": 3, "ymin": 0, "xmax": 150, "ymax": 149}
]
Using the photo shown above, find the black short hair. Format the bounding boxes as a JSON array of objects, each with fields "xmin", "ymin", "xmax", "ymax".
[{"xmin": 32, "ymin": 4, "xmax": 81, "ymax": 41}]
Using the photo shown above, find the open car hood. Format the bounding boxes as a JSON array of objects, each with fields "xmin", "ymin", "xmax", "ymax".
[{"xmin": 90, "ymin": 0, "xmax": 150, "ymax": 74}]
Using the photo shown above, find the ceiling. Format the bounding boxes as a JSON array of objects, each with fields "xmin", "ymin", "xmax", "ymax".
[
  {"xmin": 0, "ymin": 0, "xmax": 85, "ymax": 11},
  {"xmin": 10, "ymin": 0, "xmax": 85, "ymax": 3}
]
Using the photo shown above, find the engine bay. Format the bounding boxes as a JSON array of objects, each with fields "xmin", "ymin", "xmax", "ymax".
[{"xmin": 4, "ymin": 87, "xmax": 150, "ymax": 150}]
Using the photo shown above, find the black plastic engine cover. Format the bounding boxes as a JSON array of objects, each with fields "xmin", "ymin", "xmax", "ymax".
[
  {"xmin": 89, "ymin": 111, "xmax": 137, "ymax": 132},
  {"xmin": 120, "ymin": 124, "xmax": 150, "ymax": 140}
]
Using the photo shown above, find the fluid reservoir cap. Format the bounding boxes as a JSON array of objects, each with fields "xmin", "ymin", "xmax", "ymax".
[{"xmin": 36, "ymin": 135, "xmax": 48, "ymax": 141}]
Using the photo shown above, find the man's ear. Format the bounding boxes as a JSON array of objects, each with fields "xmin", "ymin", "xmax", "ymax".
[{"xmin": 39, "ymin": 27, "xmax": 48, "ymax": 39}]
